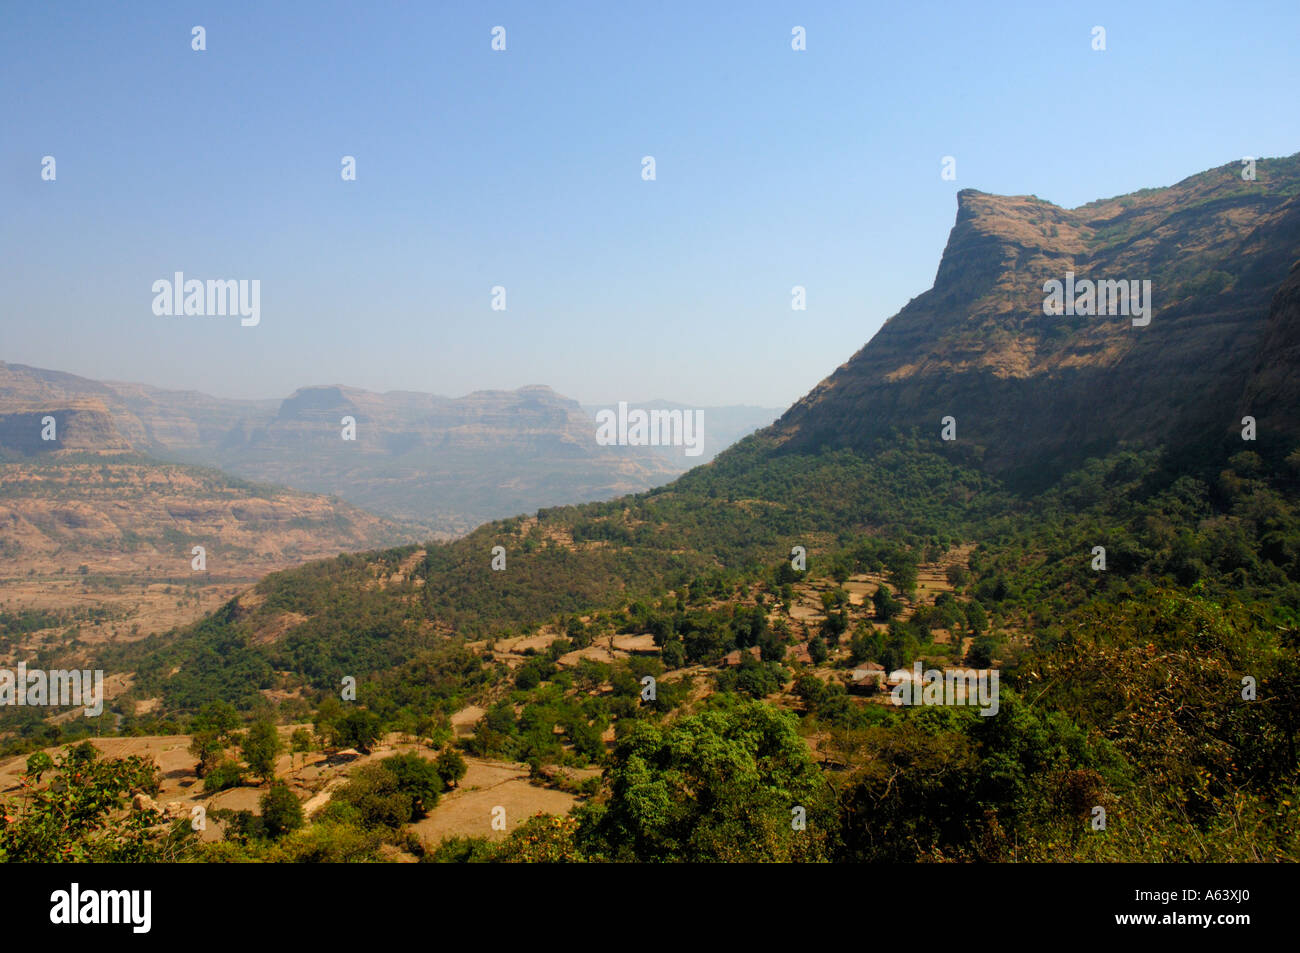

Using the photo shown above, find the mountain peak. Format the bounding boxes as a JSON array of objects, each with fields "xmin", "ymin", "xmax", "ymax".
[{"xmin": 770, "ymin": 153, "xmax": 1300, "ymax": 484}]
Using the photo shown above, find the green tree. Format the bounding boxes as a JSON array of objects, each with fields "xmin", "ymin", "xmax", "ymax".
[
  {"xmin": 188, "ymin": 730, "xmax": 225, "ymax": 779},
  {"xmin": 580, "ymin": 699, "xmax": 833, "ymax": 861},
  {"xmin": 290, "ymin": 727, "xmax": 312, "ymax": 767},
  {"xmin": 967, "ymin": 635, "xmax": 996, "ymax": 668},
  {"xmin": 873, "ymin": 584, "xmax": 903, "ymax": 621},
  {"xmin": 259, "ymin": 780, "xmax": 304, "ymax": 838},
  {"xmin": 242, "ymin": 719, "xmax": 281, "ymax": 782},
  {"xmin": 885, "ymin": 549, "xmax": 919, "ymax": 596},
  {"xmin": 381, "ymin": 752, "xmax": 444, "ymax": 819},
  {"xmin": 329, "ymin": 764, "xmax": 411, "ymax": 829},
  {"xmin": 793, "ymin": 673, "xmax": 828, "ymax": 710},
  {"xmin": 660, "ymin": 638, "xmax": 686, "ymax": 669},
  {"xmin": 435, "ymin": 748, "xmax": 468, "ymax": 789},
  {"xmin": 332, "ymin": 709, "xmax": 383, "ymax": 754},
  {"xmin": 192, "ymin": 700, "xmax": 240, "ymax": 737}
]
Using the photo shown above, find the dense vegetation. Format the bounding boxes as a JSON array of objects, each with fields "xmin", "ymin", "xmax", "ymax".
[{"xmin": 3, "ymin": 424, "xmax": 1298, "ymax": 862}]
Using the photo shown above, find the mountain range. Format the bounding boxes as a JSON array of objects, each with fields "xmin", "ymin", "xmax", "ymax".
[
  {"xmin": 0, "ymin": 363, "xmax": 779, "ymax": 536},
  {"xmin": 5, "ymin": 153, "xmax": 1299, "ymax": 864}
]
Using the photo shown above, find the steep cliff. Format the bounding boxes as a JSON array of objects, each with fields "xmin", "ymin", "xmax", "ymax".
[{"xmin": 769, "ymin": 155, "xmax": 1300, "ymax": 483}]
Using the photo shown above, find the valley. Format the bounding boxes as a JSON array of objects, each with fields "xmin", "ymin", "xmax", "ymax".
[{"xmin": 4, "ymin": 154, "xmax": 1299, "ymax": 865}]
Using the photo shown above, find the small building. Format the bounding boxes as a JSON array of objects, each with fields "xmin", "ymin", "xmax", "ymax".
[
  {"xmin": 851, "ymin": 662, "xmax": 885, "ymax": 681},
  {"xmin": 849, "ymin": 662, "xmax": 886, "ymax": 693},
  {"xmin": 787, "ymin": 643, "xmax": 813, "ymax": 665}
]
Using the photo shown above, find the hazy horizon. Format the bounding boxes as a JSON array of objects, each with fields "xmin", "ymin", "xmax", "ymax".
[{"xmin": 4, "ymin": 0, "xmax": 1299, "ymax": 407}]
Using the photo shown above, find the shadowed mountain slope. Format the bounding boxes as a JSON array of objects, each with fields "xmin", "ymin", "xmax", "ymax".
[{"xmin": 769, "ymin": 155, "xmax": 1300, "ymax": 485}]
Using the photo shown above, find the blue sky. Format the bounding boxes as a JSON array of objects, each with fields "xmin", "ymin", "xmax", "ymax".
[{"xmin": 3, "ymin": 0, "xmax": 1298, "ymax": 408}]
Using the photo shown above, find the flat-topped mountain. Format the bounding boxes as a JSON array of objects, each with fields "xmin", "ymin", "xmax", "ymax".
[
  {"xmin": 0, "ymin": 400, "xmax": 131, "ymax": 455},
  {"xmin": 0, "ymin": 367, "xmax": 697, "ymax": 536},
  {"xmin": 769, "ymin": 154, "xmax": 1300, "ymax": 483}
]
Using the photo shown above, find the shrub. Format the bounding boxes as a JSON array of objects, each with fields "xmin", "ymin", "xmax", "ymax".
[
  {"xmin": 241, "ymin": 719, "xmax": 281, "ymax": 781},
  {"xmin": 435, "ymin": 748, "xmax": 468, "ymax": 788},
  {"xmin": 381, "ymin": 752, "xmax": 444, "ymax": 819},
  {"xmin": 333, "ymin": 764, "xmax": 411, "ymax": 829},
  {"xmin": 24, "ymin": 752, "xmax": 53, "ymax": 780},
  {"xmin": 268, "ymin": 820, "xmax": 384, "ymax": 863},
  {"xmin": 330, "ymin": 709, "xmax": 383, "ymax": 753},
  {"xmin": 260, "ymin": 780, "xmax": 304, "ymax": 838},
  {"xmin": 203, "ymin": 759, "xmax": 245, "ymax": 794}
]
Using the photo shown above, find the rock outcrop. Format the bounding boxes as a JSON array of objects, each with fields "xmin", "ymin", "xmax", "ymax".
[{"xmin": 769, "ymin": 154, "xmax": 1300, "ymax": 484}]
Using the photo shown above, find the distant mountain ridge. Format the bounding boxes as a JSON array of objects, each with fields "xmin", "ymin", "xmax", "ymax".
[
  {"xmin": 0, "ymin": 400, "xmax": 131, "ymax": 455},
  {"xmin": 0, "ymin": 366, "xmax": 755, "ymax": 536}
]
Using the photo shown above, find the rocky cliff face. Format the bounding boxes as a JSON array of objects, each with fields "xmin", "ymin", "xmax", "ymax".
[
  {"xmin": 0, "ymin": 401, "xmax": 131, "ymax": 455},
  {"xmin": 0, "ymin": 457, "xmax": 408, "ymax": 575},
  {"xmin": 769, "ymin": 154, "xmax": 1300, "ymax": 482},
  {"xmin": 1239, "ymin": 259, "xmax": 1300, "ymax": 446}
]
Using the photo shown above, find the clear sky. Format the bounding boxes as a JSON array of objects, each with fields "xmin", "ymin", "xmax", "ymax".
[{"xmin": 3, "ymin": 0, "xmax": 1298, "ymax": 408}]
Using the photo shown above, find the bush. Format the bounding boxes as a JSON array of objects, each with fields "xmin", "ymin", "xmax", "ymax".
[
  {"xmin": 494, "ymin": 813, "xmax": 585, "ymax": 862},
  {"xmin": 0, "ymin": 746, "xmax": 182, "ymax": 862},
  {"xmin": 69, "ymin": 740, "xmax": 99, "ymax": 766},
  {"xmin": 381, "ymin": 752, "xmax": 444, "ymax": 819},
  {"xmin": 241, "ymin": 718, "xmax": 281, "ymax": 781},
  {"xmin": 425, "ymin": 835, "xmax": 498, "ymax": 863},
  {"xmin": 203, "ymin": 759, "xmax": 245, "ymax": 794},
  {"xmin": 269, "ymin": 820, "xmax": 384, "ymax": 863},
  {"xmin": 260, "ymin": 780, "xmax": 304, "ymax": 838},
  {"xmin": 333, "ymin": 764, "xmax": 411, "ymax": 829},
  {"xmin": 24, "ymin": 752, "xmax": 53, "ymax": 780},
  {"xmin": 435, "ymin": 748, "xmax": 468, "ymax": 789},
  {"xmin": 330, "ymin": 709, "xmax": 383, "ymax": 753}
]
